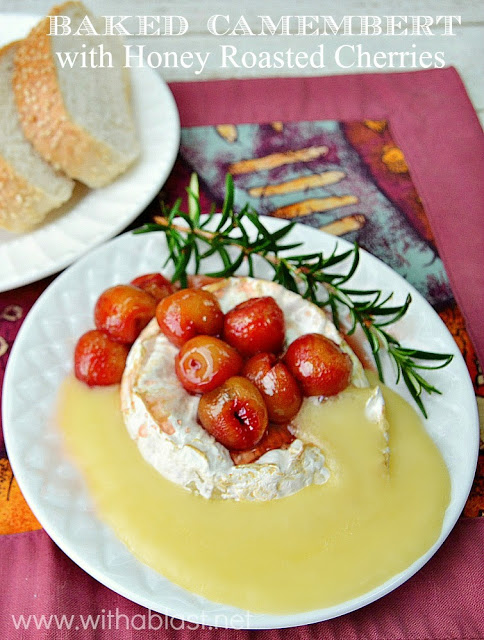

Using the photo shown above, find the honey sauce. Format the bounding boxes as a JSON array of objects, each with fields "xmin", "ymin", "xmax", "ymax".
[{"xmin": 57, "ymin": 376, "xmax": 450, "ymax": 613}]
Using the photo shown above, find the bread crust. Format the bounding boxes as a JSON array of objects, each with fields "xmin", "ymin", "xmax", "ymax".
[
  {"xmin": 0, "ymin": 39, "xmax": 73, "ymax": 232},
  {"xmin": 1, "ymin": 40, "xmax": 20, "ymax": 58},
  {"xmin": 0, "ymin": 156, "xmax": 55, "ymax": 232},
  {"xmin": 12, "ymin": 2, "xmax": 135, "ymax": 188}
]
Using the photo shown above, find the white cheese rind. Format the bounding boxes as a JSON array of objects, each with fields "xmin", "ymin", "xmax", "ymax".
[{"xmin": 121, "ymin": 277, "xmax": 369, "ymax": 501}]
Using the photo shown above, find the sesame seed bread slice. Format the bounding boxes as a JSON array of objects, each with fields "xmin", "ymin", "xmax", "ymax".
[
  {"xmin": 13, "ymin": 1, "xmax": 140, "ymax": 188},
  {"xmin": 0, "ymin": 42, "xmax": 74, "ymax": 233}
]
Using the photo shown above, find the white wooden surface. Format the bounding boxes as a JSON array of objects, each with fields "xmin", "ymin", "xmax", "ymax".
[{"xmin": 1, "ymin": 0, "xmax": 483, "ymax": 125}]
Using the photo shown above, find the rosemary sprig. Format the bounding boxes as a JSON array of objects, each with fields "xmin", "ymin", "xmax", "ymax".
[{"xmin": 135, "ymin": 174, "xmax": 453, "ymax": 417}]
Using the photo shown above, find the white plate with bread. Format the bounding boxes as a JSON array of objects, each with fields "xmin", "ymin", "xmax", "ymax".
[{"xmin": 0, "ymin": 3, "xmax": 180, "ymax": 293}]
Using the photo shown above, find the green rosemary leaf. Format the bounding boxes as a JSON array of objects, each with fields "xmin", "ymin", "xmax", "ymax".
[
  {"xmin": 200, "ymin": 240, "xmax": 221, "ymax": 258},
  {"xmin": 370, "ymin": 297, "xmax": 411, "ymax": 326},
  {"xmin": 381, "ymin": 330, "xmax": 400, "ymax": 346},
  {"xmin": 283, "ymin": 251, "xmax": 324, "ymax": 262},
  {"xmin": 140, "ymin": 173, "xmax": 454, "ymax": 417},
  {"xmin": 175, "ymin": 211, "xmax": 195, "ymax": 230},
  {"xmin": 372, "ymin": 325, "xmax": 389, "ymax": 351},
  {"xmin": 404, "ymin": 358, "xmax": 453, "ymax": 372},
  {"xmin": 193, "ymin": 241, "xmax": 201, "ymax": 274},
  {"xmin": 334, "ymin": 244, "xmax": 360, "ymax": 284},
  {"xmin": 345, "ymin": 310, "xmax": 358, "ymax": 336},
  {"xmin": 208, "ymin": 250, "xmax": 245, "ymax": 278},
  {"xmin": 321, "ymin": 247, "xmax": 354, "ymax": 268},
  {"xmin": 372, "ymin": 291, "xmax": 394, "ymax": 309},
  {"xmin": 274, "ymin": 242, "xmax": 305, "ymax": 252},
  {"xmin": 328, "ymin": 296, "xmax": 341, "ymax": 330},
  {"xmin": 392, "ymin": 347, "xmax": 453, "ymax": 363},
  {"xmin": 271, "ymin": 221, "xmax": 298, "ymax": 241},
  {"xmin": 401, "ymin": 368, "xmax": 428, "ymax": 419},
  {"xmin": 246, "ymin": 211, "xmax": 272, "ymax": 242},
  {"xmin": 393, "ymin": 356, "xmax": 402, "ymax": 385},
  {"xmin": 277, "ymin": 261, "xmax": 299, "ymax": 293},
  {"xmin": 235, "ymin": 217, "xmax": 250, "ymax": 246},
  {"xmin": 187, "ymin": 173, "xmax": 200, "ymax": 224},
  {"xmin": 331, "ymin": 288, "xmax": 355, "ymax": 309},
  {"xmin": 200, "ymin": 210, "xmax": 215, "ymax": 228},
  {"xmin": 217, "ymin": 174, "xmax": 235, "ymax": 231},
  {"xmin": 366, "ymin": 327, "xmax": 381, "ymax": 354},
  {"xmin": 339, "ymin": 288, "xmax": 382, "ymax": 296},
  {"xmin": 218, "ymin": 245, "xmax": 232, "ymax": 271},
  {"xmin": 133, "ymin": 223, "xmax": 164, "ymax": 234},
  {"xmin": 168, "ymin": 198, "xmax": 182, "ymax": 223},
  {"xmin": 172, "ymin": 246, "xmax": 191, "ymax": 287},
  {"xmin": 364, "ymin": 325, "xmax": 384, "ymax": 380},
  {"xmin": 410, "ymin": 370, "xmax": 442, "ymax": 395}
]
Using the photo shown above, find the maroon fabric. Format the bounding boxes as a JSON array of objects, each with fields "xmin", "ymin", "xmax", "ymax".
[
  {"xmin": 170, "ymin": 68, "xmax": 484, "ymax": 369},
  {"xmin": 1, "ymin": 520, "xmax": 483, "ymax": 638}
]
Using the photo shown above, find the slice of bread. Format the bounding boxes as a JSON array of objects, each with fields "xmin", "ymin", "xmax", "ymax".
[
  {"xmin": 13, "ymin": 1, "xmax": 140, "ymax": 188},
  {"xmin": 0, "ymin": 42, "xmax": 74, "ymax": 233}
]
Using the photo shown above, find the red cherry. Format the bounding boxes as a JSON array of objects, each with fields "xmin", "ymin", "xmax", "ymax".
[
  {"xmin": 130, "ymin": 273, "xmax": 174, "ymax": 303},
  {"xmin": 198, "ymin": 376, "xmax": 268, "ymax": 450},
  {"xmin": 230, "ymin": 423, "xmax": 295, "ymax": 466},
  {"xmin": 175, "ymin": 336, "xmax": 243, "ymax": 394},
  {"xmin": 284, "ymin": 333, "xmax": 352, "ymax": 397},
  {"xmin": 156, "ymin": 289, "xmax": 224, "ymax": 347},
  {"xmin": 223, "ymin": 296, "xmax": 285, "ymax": 357},
  {"xmin": 243, "ymin": 353, "xmax": 302, "ymax": 423},
  {"xmin": 94, "ymin": 284, "xmax": 157, "ymax": 344},
  {"xmin": 74, "ymin": 330, "xmax": 129, "ymax": 387}
]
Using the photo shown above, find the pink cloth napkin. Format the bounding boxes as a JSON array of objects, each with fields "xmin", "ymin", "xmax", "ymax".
[{"xmin": 1, "ymin": 520, "xmax": 482, "ymax": 638}]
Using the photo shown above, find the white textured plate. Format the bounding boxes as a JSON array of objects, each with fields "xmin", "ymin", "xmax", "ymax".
[
  {"xmin": 3, "ymin": 218, "xmax": 479, "ymax": 629},
  {"xmin": 0, "ymin": 14, "xmax": 180, "ymax": 293}
]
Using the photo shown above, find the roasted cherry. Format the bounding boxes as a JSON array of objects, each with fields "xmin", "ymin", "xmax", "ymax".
[
  {"xmin": 223, "ymin": 296, "xmax": 284, "ymax": 357},
  {"xmin": 198, "ymin": 376, "xmax": 268, "ymax": 450},
  {"xmin": 175, "ymin": 335, "xmax": 243, "ymax": 394},
  {"xmin": 230, "ymin": 423, "xmax": 295, "ymax": 465},
  {"xmin": 130, "ymin": 273, "xmax": 174, "ymax": 302},
  {"xmin": 74, "ymin": 330, "xmax": 130, "ymax": 386},
  {"xmin": 284, "ymin": 333, "xmax": 352, "ymax": 397},
  {"xmin": 156, "ymin": 289, "xmax": 224, "ymax": 347},
  {"xmin": 243, "ymin": 352, "xmax": 302, "ymax": 423},
  {"xmin": 94, "ymin": 284, "xmax": 157, "ymax": 344}
]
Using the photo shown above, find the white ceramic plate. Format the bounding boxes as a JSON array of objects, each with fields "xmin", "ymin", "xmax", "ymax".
[
  {"xmin": 0, "ymin": 14, "xmax": 180, "ymax": 293},
  {"xmin": 3, "ymin": 218, "xmax": 479, "ymax": 629}
]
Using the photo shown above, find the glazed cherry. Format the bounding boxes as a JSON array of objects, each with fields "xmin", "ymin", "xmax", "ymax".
[
  {"xmin": 156, "ymin": 289, "xmax": 224, "ymax": 348},
  {"xmin": 223, "ymin": 296, "xmax": 285, "ymax": 357},
  {"xmin": 175, "ymin": 336, "xmax": 243, "ymax": 394},
  {"xmin": 74, "ymin": 330, "xmax": 130, "ymax": 387},
  {"xmin": 230, "ymin": 423, "xmax": 295, "ymax": 466},
  {"xmin": 94, "ymin": 284, "xmax": 157, "ymax": 344},
  {"xmin": 130, "ymin": 273, "xmax": 174, "ymax": 303},
  {"xmin": 198, "ymin": 376, "xmax": 268, "ymax": 450},
  {"xmin": 284, "ymin": 333, "xmax": 352, "ymax": 397},
  {"xmin": 243, "ymin": 352, "xmax": 302, "ymax": 424}
]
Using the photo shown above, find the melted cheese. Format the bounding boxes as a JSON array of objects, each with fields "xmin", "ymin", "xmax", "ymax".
[
  {"xmin": 57, "ymin": 376, "xmax": 450, "ymax": 614},
  {"xmin": 120, "ymin": 277, "xmax": 376, "ymax": 501}
]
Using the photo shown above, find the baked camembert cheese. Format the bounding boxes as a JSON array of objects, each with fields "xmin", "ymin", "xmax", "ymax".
[
  {"xmin": 62, "ymin": 269, "xmax": 451, "ymax": 614},
  {"xmin": 121, "ymin": 277, "xmax": 389, "ymax": 501}
]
